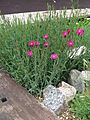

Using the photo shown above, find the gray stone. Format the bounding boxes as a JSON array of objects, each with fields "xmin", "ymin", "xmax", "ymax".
[
  {"xmin": 68, "ymin": 69, "xmax": 85, "ymax": 93},
  {"xmin": 81, "ymin": 71, "xmax": 90, "ymax": 80},
  {"xmin": 42, "ymin": 85, "xmax": 66, "ymax": 115},
  {"xmin": 80, "ymin": 71, "xmax": 90, "ymax": 86},
  {"xmin": 58, "ymin": 81, "xmax": 76, "ymax": 103}
]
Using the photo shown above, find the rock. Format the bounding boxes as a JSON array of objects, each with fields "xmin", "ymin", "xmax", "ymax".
[
  {"xmin": 68, "ymin": 69, "xmax": 85, "ymax": 93},
  {"xmin": 80, "ymin": 71, "xmax": 90, "ymax": 86},
  {"xmin": 58, "ymin": 81, "xmax": 76, "ymax": 103},
  {"xmin": 42, "ymin": 85, "xmax": 66, "ymax": 115},
  {"xmin": 80, "ymin": 71, "xmax": 90, "ymax": 80},
  {"xmin": 68, "ymin": 46, "xmax": 87, "ymax": 58},
  {"xmin": 69, "ymin": 69, "xmax": 81, "ymax": 82}
]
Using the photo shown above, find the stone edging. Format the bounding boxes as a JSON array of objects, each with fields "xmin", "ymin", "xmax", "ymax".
[{"xmin": 0, "ymin": 8, "xmax": 90, "ymax": 23}]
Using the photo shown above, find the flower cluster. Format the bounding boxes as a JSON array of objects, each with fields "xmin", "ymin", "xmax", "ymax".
[
  {"xmin": 28, "ymin": 35, "xmax": 50, "ymax": 57},
  {"xmin": 50, "ymin": 54, "xmax": 59, "ymax": 59},
  {"xmin": 28, "ymin": 40, "xmax": 40, "ymax": 47},
  {"xmin": 28, "ymin": 41, "xmax": 40, "ymax": 57},
  {"xmin": 28, "ymin": 28, "xmax": 84, "ymax": 59},
  {"xmin": 76, "ymin": 28, "xmax": 84, "ymax": 35},
  {"xmin": 62, "ymin": 28, "xmax": 70, "ymax": 37}
]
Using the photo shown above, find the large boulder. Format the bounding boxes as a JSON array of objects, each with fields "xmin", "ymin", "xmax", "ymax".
[
  {"xmin": 58, "ymin": 81, "xmax": 76, "ymax": 103},
  {"xmin": 68, "ymin": 69, "xmax": 85, "ymax": 93},
  {"xmin": 42, "ymin": 85, "xmax": 66, "ymax": 115}
]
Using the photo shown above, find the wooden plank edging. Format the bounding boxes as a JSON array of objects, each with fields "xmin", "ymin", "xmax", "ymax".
[{"xmin": 0, "ymin": 69, "xmax": 59, "ymax": 120}]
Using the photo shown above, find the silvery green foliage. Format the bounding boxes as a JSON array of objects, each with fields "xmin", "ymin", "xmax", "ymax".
[{"xmin": 68, "ymin": 46, "xmax": 87, "ymax": 58}]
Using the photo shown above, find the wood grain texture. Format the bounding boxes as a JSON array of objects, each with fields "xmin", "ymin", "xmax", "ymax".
[{"xmin": 0, "ymin": 69, "xmax": 59, "ymax": 120}]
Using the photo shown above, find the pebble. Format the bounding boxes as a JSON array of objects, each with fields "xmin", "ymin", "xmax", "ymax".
[
  {"xmin": 66, "ymin": 117, "xmax": 68, "ymax": 119},
  {"xmin": 58, "ymin": 108, "xmax": 77, "ymax": 120},
  {"xmin": 60, "ymin": 117, "xmax": 63, "ymax": 120}
]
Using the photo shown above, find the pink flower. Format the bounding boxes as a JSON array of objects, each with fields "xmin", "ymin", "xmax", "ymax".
[
  {"xmin": 28, "ymin": 50, "xmax": 32, "ymax": 56},
  {"xmin": 35, "ymin": 41, "xmax": 40, "ymax": 46},
  {"xmin": 80, "ymin": 29, "xmax": 84, "ymax": 35},
  {"xmin": 44, "ymin": 42, "xmax": 49, "ymax": 47},
  {"xmin": 50, "ymin": 54, "xmax": 59, "ymax": 60},
  {"xmin": 62, "ymin": 31, "xmax": 67, "ymax": 37},
  {"xmin": 76, "ymin": 28, "xmax": 84, "ymax": 35},
  {"xmin": 67, "ymin": 40, "xmax": 74, "ymax": 47},
  {"xmin": 76, "ymin": 28, "xmax": 81, "ymax": 35},
  {"xmin": 67, "ymin": 28, "xmax": 70, "ymax": 34},
  {"xmin": 43, "ymin": 34, "xmax": 49, "ymax": 39},
  {"xmin": 28, "ymin": 40, "xmax": 34, "ymax": 47}
]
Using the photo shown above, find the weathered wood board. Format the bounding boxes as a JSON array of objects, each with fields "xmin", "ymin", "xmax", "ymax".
[{"xmin": 0, "ymin": 69, "xmax": 59, "ymax": 120}]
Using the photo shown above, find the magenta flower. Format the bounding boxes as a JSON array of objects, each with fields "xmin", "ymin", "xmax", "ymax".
[
  {"xmin": 35, "ymin": 41, "xmax": 40, "ymax": 46},
  {"xmin": 28, "ymin": 40, "xmax": 34, "ymax": 47},
  {"xmin": 28, "ymin": 50, "xmax": 32, "ymax": 56},
  {"xmin": 44, "ymin": 42, "xmax": 49, "ymax": 47},
  {"xmin": 80, "ymin": 29, "xmax": 84, "ymax": 35},
  {"xmin": 67, "ymin": 28, "xmax": 70, "ymax": 34},
  {"xmin": 43, "ymin": 34, "xmax": 49, "ymax": 39},
  {"xmin": 76, "ymin": 28, "xmax": 81, "ymax": 35},
  {"xmin": 62, "ymin": 31, "xmax": 67, "ymax": 37},
  {"xmin": 50, "ymin": 54, "xmax": 59, "ymax": 60},
  {"xmin": 67, "ymin": 40, "xmax": 74, "ymax": 47},
  {"xmin": 76, "ymin": 28, "xmax": 84, "ymax": 35}
]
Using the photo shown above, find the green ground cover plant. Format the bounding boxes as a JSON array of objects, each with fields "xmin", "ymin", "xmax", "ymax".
[
  {"xmin": 70, "ymin": 94, "xmax": 90, "ymax": 120},
  {"xmin": 0, "ymin": 6, "xmax": 90, "ymax": 97}
]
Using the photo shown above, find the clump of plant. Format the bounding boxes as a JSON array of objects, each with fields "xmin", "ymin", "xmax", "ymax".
[
  {"xmin": 70, "ymin": 94, "xmax": 90, "ymax": 120},
  {"xmin": 0, "ymin": 6, "xmax": 89, "ymax": 97}
]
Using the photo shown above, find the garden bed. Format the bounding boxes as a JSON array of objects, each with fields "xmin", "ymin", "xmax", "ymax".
[{"xmin": 0, "ymin": 5, "xmax": 90, "ymax": 120}]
